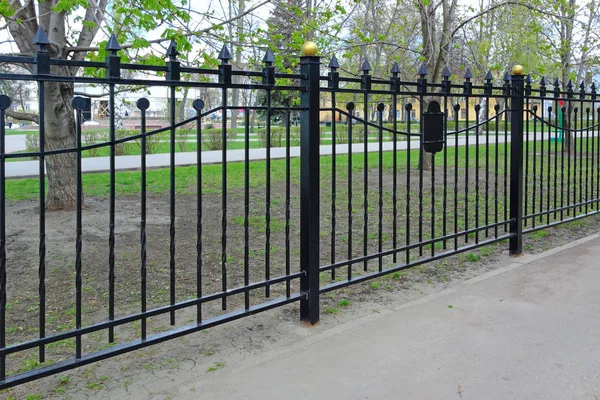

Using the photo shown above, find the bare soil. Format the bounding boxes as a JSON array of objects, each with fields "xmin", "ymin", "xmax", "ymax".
[{"xmin": 1, "ymin": 161, "xmax": 599, "ymax": 399}]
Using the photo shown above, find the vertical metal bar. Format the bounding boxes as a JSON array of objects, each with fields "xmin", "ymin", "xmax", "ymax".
[
  {"xmin": 475, "ymin": 105, "xmax": 480, "ymax": 244},
  {"xmin": 485, "ymin": 99, "xmax": 490, "ymax": 237},
  {"xmin": 525, "ymin": 100, "xmax": 530, "ymax": 226},
  {"xmin": 285, "ymin": 110, "xmax": 291, "ymax": 298},
  {"xmin": 194, "ymin": 99, "xmax": 204, "ymax": 324},
  {"xmin": 221, "ymin": 87, "xmax": 228, "ymax": 310},
  {"xmin": 596, "ymin": 107, "xmax": 600, "ymax": 209},
  {"xmin": 265, "ymin": 90, "xmax": 272, "ymax": 297},
  {"xmin": 567, "ymin": 106, "xmax": 572, "ymax": 216},
  {"xmin": 464, "ymin": 96, "xmax": 470, "ymax": 242},
  {"xmin": 494, "ymin": 104, "xmax": 500, "ymax": 237},
  {"xmin": 299, "ymin": 54, "xmax": 321, "ymax": 325},
  {"xmin": 509, "ymin": 72, "xmax": 525, "ymax": 255},
  {"xmin": 377, "ymin": 104, "xmax": 383, "ymax": 271},
  {"xmin": 430, "ymin": 133, "xmax": 435, "ymax": 257},
  {"xmin": 443, "ymin": 94, "xmax": 448, "ymax": 248},
  {"xmin": 597, "ymin": 107, "xmax": 600, "ymax": 209},
  {"xmin": 331, "ymin": 95, "xmax": 337, "ymax": 279},
  {"xmin": 553, "ymin": 105, "xmax": 559, "ymax": 219},
  {"xmin": 406, "ymin": 104, "xmax": 412, "ymax": 264},
  {"xmin": 539, "ymin": 101, "xmax": 544, "ymax": 224},
  {"xmin": 245, "ymin": 109, "xmax": 250, "ymax": 308},
  {"xmin": 591, "ymin": 105, "xmax": 595, "ymax": 211},
  {"xmin": 418, "ymin": 97, "xmax": 424, "ymax": 255},
  {"xmin": 363, "ymin": 93, "xmax": 369, "ymax": 271},
  {"xmin": 579, "ymin": 103, "xmax": 584, "ymax": 212},
  {"xmin": 504, "ymin": 98, "xmax": 509, "ymax": 231},
  {"xmin": 108, "ymin": 83, "xmax": 116, "ymax": 342},
  {"xmin": 74, "ymin": 103, "xmax": 83, "ymax": 359},
  {"xmin": 138, "ymin": 99, "xmax": 148, "ymax": 339},
  {"xmin": 347, "ymin": 109, "xmax": 353, "ymax": 281},
  {"xmin": 531, "ymin": 98, "xmax": 536, "ymax": 229},
  {"xmin": 38, "ymin": 81, "xmax": 47, "ymax": 360},
  {"xmin": 454, "ymin": 104, "xmax": 460, "ymax": 249},
  {"xmin": 169, "ymin": 85, "xmax": 177, "ymax": 323},
  {"xmin": 546, "ymin": 105, "xmax": 551, "ymax": 224},
  {"xmin": 561, "ymin": 105, "xmax": 566, "ymax": 221},
  {"xmin": 585, "ymin": 107, "xmax": 590, "ymax": 214},
  {"xmin": 0, "ymin": 96, "xmax": 9, "ymax": 381},
  {"xmin": 392, "ymin": 96, "xmax": 398, "ymax": 260}
]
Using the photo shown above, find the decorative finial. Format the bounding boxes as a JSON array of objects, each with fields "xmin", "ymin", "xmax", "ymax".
[
  {"xmin": 106, "ymin": 34, "xmax": 121, "ymax": 52},
  {"xmin": 302, "ymin": 41, "xmax": 318, "ymax": 56},
  {"xmin": 32, "ymin": 25, "xmax": 50, "ymax": 47},
  {"xmin": 360, "ymin": 58, "xmax": 371, "ymax": 73},
  {"xmin": 442, "ymin": 65, "xmax": 451, "ymax": 79},
  {"xmin": 329, "ymin": 55, "xmax": 339, "ymax": 70},
  {"xmin": 218, "ymin": 45, "xmax": 232, "ymax": 62},
  {"xmin": 262, "ymin": 48, "xmax": 275, "ymax": 64},
  {"xmin": 511, "ymin": 65, "xmax": 524, "ymax": 75}
]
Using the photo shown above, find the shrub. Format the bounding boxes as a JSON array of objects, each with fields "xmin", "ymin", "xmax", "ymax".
[
  {"xmin": 256, "ymin": 127, "xmax": 285, "ymax": 148},
  {"xmin": 335, "ymin": 125, "xmax": 364, "ymax": 143},
  {"xmin": 267, "ymin": 126, "xmax": 323, "ymax": 147},
  {"xmin": 202, "ymin": 128, "xmax": 234, "ymax": 151},
  {"xmin": 82, "ymin": 130, "xmax": 104, "ymax": 157},
  {"xmin": 25, "ymin": 133, "xmax": 39, "ymax": 160},
  {"xmin": 176, "ymin": 128, "xmax": 192, "ymax": 152},
  {"xmin": 135, "ymin": 130, "xmax": 164, "ymax": 155},
  {"xmin": 115, "ymin": 130, "xmax": 137, "ymax": 156}
]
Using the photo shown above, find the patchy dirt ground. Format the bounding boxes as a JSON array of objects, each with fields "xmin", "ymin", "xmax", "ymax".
[
  {"xmin": 1, "ymin": 158, "xmax": 599, "ymax": 399},
  {"xmin": 1, "ymin": 210, "xmax": 599, "ymax": 400}
]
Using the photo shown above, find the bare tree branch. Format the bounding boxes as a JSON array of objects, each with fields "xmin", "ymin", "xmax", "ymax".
[
  {"xmin": 451, "ymin": 1, "xmax": 565, "ymax": 38},
  {"xmin": 5, "ymin": 109, "xmax": 38, "ymax": 123},
  {"xmin": 66, "ymin": 0, "xmax": 272, "ymax": 53}
]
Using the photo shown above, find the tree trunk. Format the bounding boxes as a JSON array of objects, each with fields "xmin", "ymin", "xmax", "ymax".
[
  {"xmin": 44, "ymin": 79, "xmax": 78, "ymax": 211},
  {"xmin": 179, "ymin": 86, "xmax": 189, "ymax": 122}
]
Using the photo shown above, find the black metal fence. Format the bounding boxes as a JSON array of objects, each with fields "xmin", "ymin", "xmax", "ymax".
[{"xmin": 0, "ymin": 30, "xmax": 599, "ymax": 389}]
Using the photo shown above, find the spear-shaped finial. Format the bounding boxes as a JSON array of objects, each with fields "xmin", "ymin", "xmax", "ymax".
[
  {"xmin": 464, "ymin": 68, "xmax": 473, "ymax": 80},
  {"xmin": 218, "ymin": 44, "xmax": 232, "ymax": 63},
  {"xmin": 106, "ymin": 34, "xmax": 121, "ymax": 53},
  {"xmin": 360, "ymin": 58, "xmax": 371, "ymax": 74},
  {"xmin": 442, "ymin": 65, "xmax": 451, "ymax": 79},
  {"xmin": 262, "ymin": 48, "xmax": 275, "ymax": 65},
  {"xmin": 329, "ymin": 55, "xmax": 339, "ymax": 71},
  {"xmin": 32, "ymin": 25, "xmax": 50, "ymax": 50}
]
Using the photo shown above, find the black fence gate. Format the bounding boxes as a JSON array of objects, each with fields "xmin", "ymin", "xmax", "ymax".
[{"xmin": 0, "ymin": 30, "xmax": 599, "ymax": 389}]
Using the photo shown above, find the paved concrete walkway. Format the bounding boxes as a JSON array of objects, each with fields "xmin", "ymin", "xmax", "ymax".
[{"xmin": 189, "ymin": 235, "xmax": 600, "ymax": 400}]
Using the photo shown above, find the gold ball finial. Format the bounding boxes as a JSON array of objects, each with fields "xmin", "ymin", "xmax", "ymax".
[
  {"xmin": 302, "ymin": 41, "xmax": 318, "ymax": 56},
  {"xmin": 512, "ymin": 65, "xmax": 524, "ymax": 75}
]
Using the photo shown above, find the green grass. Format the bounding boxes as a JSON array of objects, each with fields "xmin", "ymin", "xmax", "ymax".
[
  {"xmin": 206, "ymin": 362, "xmax": 225, "ymax": 372},
  {"xmin": 338, "ymin": 299, "xmax": 350, "ymax": 307}
]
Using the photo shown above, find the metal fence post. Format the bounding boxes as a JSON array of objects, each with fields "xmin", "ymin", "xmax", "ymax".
[
  {"xmin": 509, "ymin": 66, "xmax": 525, "ymax": 254},
  {"xmin": 299, "ymin": 42, "xmax": 321, "ymax": 325}
]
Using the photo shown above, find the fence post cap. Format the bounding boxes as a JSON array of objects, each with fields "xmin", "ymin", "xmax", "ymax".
[
  {"xmin": 302, "ymin": 41, "xmax": 318, "ymax": 56},
  {"xmin": 511, "ymin": 65, "xmax": 524, "ymax": 75}
]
